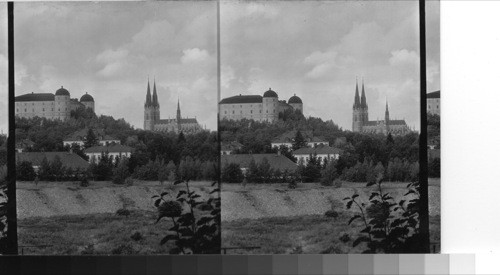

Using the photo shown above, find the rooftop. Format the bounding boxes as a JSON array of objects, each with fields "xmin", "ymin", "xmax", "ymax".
[
  {"xmin": 219, "ymin": 95, "xmax": 263, "ymax": 104},
  {"xmin": 427, "ymin": 90, "xmax": 440, "ymax": 99},
  {"xmin": 84, "ymin": 144, "xmax": 133, "ymax": 154},
  {"xmin": 16, "ymin": 152, "xmax": 89, "ymax": 170},
  {"xmin": 293, "ymin": 145, "xmax": 342, "ymax": 155},
  {"xmin": 221, "ymin": 154, "xmax": 297, "ymax": 172},
  {"xmin": 15, "ymin": 93, "xmax": 55, "ymax": 102}
]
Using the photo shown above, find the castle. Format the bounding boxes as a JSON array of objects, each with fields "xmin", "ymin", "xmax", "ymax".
[
  {"xmin": 143, "ymin": 79, "xmax": 203, "ymax": 134},
  {"xmin": 219, "ymin": 88, "xmax": 303, "ymax": 122},
  {"xmin": 15, "ymin": 86, "xmax": 95, "ymax": 121},
  {"xmin": 352, "ymin": 80, "xmax": 410, "ymax": 135}
]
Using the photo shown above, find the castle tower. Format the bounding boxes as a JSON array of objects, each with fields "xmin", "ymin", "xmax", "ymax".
[
  {"xmin": 352, "ymin": 79, "xmax": 363, "ymax": 132},
  {"xmin": 262, "ymin": 88, "xmax": 279, "ymax": 122},
  {"xmin": 152, "ymin": 79, "xmax": 160, "ymax": 122},
  {"xmin": 143, "ymin": 79, "xmax": 155, "ymax": 131},
  {"xmin": 55, "ymin": 86, "xmax": 71, "ymax": 121},
  {"xmin": 360, "ymin": 79, "xmax": 369, "ymax": 123},
  {"xmin": 288, "ymin": 94, "xmax": 303, "ymax": 114}
]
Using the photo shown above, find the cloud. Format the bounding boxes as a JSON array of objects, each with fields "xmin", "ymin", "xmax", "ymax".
[
  {"xmin": 221, "ymin": 65, "xmax": 235, "ymax": 89},
  {"xmin": 389, "ymin": 49, "xmax": 419, "ymax": 67},
  {"xmin": 304, "ymin": 50, "xmax": 338, "ymax": 79},
  {"xmin": 181, "ymin": 48, "xmax": 210, "ymax": 64}
]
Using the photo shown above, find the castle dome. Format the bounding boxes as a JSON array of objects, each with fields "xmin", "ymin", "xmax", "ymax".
[
  {"xmin": 55, "ymin": 86, "xmax": 70, "ymax": 96},
  {"xmin": 288, "ymin": 94, "xmax": 302, "ymax": 104},
  {"xmin": 80, "ymin": 93, "xmax": 94, "ymax": 102},
  {"xmin": 263, "ymin": 88, "xmax": 278, "ymax": 98}
]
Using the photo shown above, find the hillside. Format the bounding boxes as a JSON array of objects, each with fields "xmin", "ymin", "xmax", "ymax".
[
  {"xmin": 221, "ymin": 180, "xmax": 440, "ymax": 221},
  {"xmin": 16, "ymin": 180, "xmax": 439, "ymax": 220},
  {"xmin": 16, "ymin": 181, "xmax": 213, "ymax": 219}
]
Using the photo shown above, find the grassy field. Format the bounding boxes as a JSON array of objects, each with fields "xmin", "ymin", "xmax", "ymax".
[
  {"xmin": 222, "ymin": 214, "xmax": 441, "ymax": 254},
  {"xmin": 18, "ymin": 210, "xmax": 183, "ymax": 255}
]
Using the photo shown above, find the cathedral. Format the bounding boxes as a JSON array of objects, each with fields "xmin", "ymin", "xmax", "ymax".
[
  {"xmin": 143, "ymin": 79, "xmax": 203, "ymax": 134},
  {"xmin": 352, "ymin": 80, "xmax": 411, "ymax": 135}
]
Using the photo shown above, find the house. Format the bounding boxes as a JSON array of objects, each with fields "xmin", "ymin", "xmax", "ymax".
[
  {"xmin": 221, "ymin": 141, "xmax": 243, "ymax": 155},
  {"xmin": 84, "ymin": 144, "xmax": 133, "ymax": 164},
  {"xmin": 293, "ymin": 145, "xmax": 342, "ymax": 166},
  {"xmin": 15, "ymin": 139, "xmax": 35, "ymax": 152},
  {"xmin": 221, "ymin": 154, "xmax": 297, "ymax": 174},
  {"xmin": 63, "ymin": 128, "xmax": 121, "ymax": 147},
  {"xmin": 16, "ymin": 151, "xmax": 89, "ymax": 173},
  {"xmin": 271, "ymin": 130, "xmax": 328, "ymax": 149}
]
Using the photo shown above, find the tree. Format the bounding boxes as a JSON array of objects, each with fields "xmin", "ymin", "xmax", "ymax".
[
  {"xmin": 16, "ymin": 161, "xmax": 36, "ymax": 181},
  {"xmin": 246, "ymin": 159, "xmax": 259, "ymax": 183},
  {"xmin": 91, "ymin": 153, "xmax": 114, "ymax": 181},
  {"xmin": 257, "ymin": 157, "xmax": 272, "ymax": 183},
  {"xmin": 84, "ymin": 128, "xmax": 99, "ymax": 149},
  {"xmin": 113, "ymin": 158, "xmax": 130, "ymax": 184},
  {"xmin": 292, "ymin": 130, "xmax": 307, "ymax": 150},
  {"xmin": 302, "ymin": 154, "xmax": 321, "ymax": 182},
  {"xmin": 158, "ymin": 162, "xmax": 170, "ymax": 185},
  {"xmin": 321, "ymin": 159, "xmax": 338, "ymax": 186},
  {"xmin": 221, "ymin": 163, "xmax": 244, "ymax": 183},
  {"xmin": 278, "ymin": 145, "xmax": 296, "ymax": 162}
]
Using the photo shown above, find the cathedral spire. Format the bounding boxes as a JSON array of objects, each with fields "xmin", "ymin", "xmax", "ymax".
[
  {"xmin": 385, "ymin": 98, "xmax": 390, "ymax": 122},
  {"xmin": 361, "ymin": 78, "xmax": 367, "ymax": 109},
  {"xmin": 145, "ymin": 78, "xmax": 152, "ymax": 107},
  {"xmin": 353, "ymin": 77, "xmax": 361, "ymax": 108},
  {"xmin": 152, "ymin": 77, "xmax": 159, "ymax": 107},
  {"xmin": 177, "ymin": 97, "xmax": 181, "ymax": 121}
]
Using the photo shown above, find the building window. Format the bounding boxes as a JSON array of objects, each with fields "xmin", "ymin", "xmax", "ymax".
[
  {"xmin": 232, "ymin": 111, "xmax": 234, "ymax": 114},
  {"xmin": 240, "ymin": 111, "xmax": 242, "ymax": 114},
  {"xmin": 224, "ymin": 111, "xmax": 227, "ymax": 114},
  {"xmin": 266, "ymin": 110, "xmax": 268, "ymax": 113},
  {"xmin": 58, "ymin": 108, "xmax": 60, "ymax": 111},
  {"xmin": 43, "ymin": 108, "xmax": 45, "ymax": 111},
  {"xmin": 24, "ymin": 109, "xmax": 26, "ymax": 112},
  {"xmin": 250, "ymin": 110, "xmax": 253, "ymax": 114},
  {"xmin": 52, "ymin": 108, "xmax": 54, "ymax": 111}
]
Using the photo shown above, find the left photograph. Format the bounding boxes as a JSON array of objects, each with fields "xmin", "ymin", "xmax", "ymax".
[{"xmin": 14, "ymin": 1, "xmax": 219, "ymax": 254}]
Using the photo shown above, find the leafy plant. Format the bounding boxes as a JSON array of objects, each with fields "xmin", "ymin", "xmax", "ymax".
[
  {"xmin": 344, "ymin": 177, "xmax": 421, "ymax": 253},
  {"xmin": 153, "ymin": 180, "xmax": 220, "ymax": 254}
]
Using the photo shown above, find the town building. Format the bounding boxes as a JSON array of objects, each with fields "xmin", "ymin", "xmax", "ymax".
[
  {"xmin": 427, "ymin": 90, "xmax": 440, "ymax": 115},
  {"xmin": 15, "ymin": 139, "xmax": 35, "ymax": 153},
  {"xmin": 221, "ymin": 154, "xmax": 297, "ymax": 175},
  {"xmin": 63, "ymin": 128, "xmax": 121, "ymax": 148},
  {"xmin": 292, "ymin": 144, "xmax": 342, "ymax": 166},
  {"xmin": 16, "ymin": 151, "xmax": 90, "ymax": 173},
  {"xmin": 219, "ymin": 88, "xmax": 303, "ymax": 122},
  {"xmin": 271, "ymin": 130, "xmax": 329, "ymax": 149},
  {"xmin": 143, "ymin": 79, "xmax": 203, "ymax": 134},
  {"xmin": 84, "ymin": 144, "xmax": 133, "ymax": 164},
  {"xmin": 15, "ymin": 86, "xmax": 95, "ymax": 121},
  {"xmin": 352, "ymin": 80, "xmax": 411, "ymax": 135},
  {"xmin": 221, "ymin": 141, "xmax": 243, "ymax": 155}
]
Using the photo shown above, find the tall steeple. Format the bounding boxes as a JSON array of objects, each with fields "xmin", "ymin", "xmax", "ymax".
[
  {"xmin": 353, "ymin": 78, "xmax": 361, "ymax": 108},
  {"xmin": 361, "ymin": 78, "xmax": 367, "ymax": 108},
  {"xmin": 152, "ymin": 78, "xmax": 159, "ymax": 107},
  {"xmin": 385, "ymin": 99, "xmax": 390, "ymax": 122},
  {"xmin": 176, "ymin": 97, "xmax": 181, "ymax": 121},
  {"xmin": 145, "ymin": 78, "xmax": 152, "ymax": 107}
]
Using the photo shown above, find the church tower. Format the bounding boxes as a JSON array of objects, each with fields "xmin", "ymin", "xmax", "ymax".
[
  {"xmin": 144, "ymin": 79, "xmax": 155, "ymax": 131},
  {"xmin": 385, "ymin": 99, "xmax": 390, "ymax": 134},
  {"xmin": 176, "ymin": 98, "xmax": 182, "ymax": 132},
  {"xmin": 360, "ymin": 79, "xmax": 369, "ymax": 123},
  {"xmin": 352, "ymin": 79, "xmax": 363, "ymax": 132},
  {"xmin": 152, "ymin": 79, "xmax": 160, "ymax": 122}
]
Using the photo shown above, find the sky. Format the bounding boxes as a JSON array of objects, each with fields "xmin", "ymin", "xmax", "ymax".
[
  {"xmin": 0, "ymin": 1, "xmax": 440, "ymax": 133},
  {"xmin": 220, "ymin": 0, "xmax": 440, "ymax": 131},
  {"xmin": 12, "ymin": 1, "xmax": 218, "ymax": 131}
]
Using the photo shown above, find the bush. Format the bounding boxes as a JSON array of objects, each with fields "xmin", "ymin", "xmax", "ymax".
[
  {"xmin": 116, "ymin": 208, "xmax": 130, "ymax": 217},
  {"xmin": 333, "ymin": 179, "xmax": 342, "ymax": 188},
  {"xmin": 16, "ymin": 161, "xmax": 36, "ymax": 181},
  {"xmin": 339, "ymin": 233, "xmax": 351, "ymax": 243},
  {"xmin": 324, "ymin": 210, "xmax": 339, "ymax": 219},
  {"xmin": 130, "ymin": 231, "xmax": 143, "ymax": 242},
  {"xmin": 111, "ymin": 244, "xmax": 136, "ymax": 255},
  {"xmin": 80, "ymin": 177, "xmax": 90, "ymax": 187},
  {"xmin": 221, "ymin": 163, "xmax": 244, "ymax": 183},
  {"xmin": 124, "ymin": 177, "xmax": 134, "ymax": 186}
]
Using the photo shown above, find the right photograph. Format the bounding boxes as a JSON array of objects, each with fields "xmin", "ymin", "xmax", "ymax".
[{"xmin": 219, "ymin": 0, "xmax": 440, "ymax": 254}]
